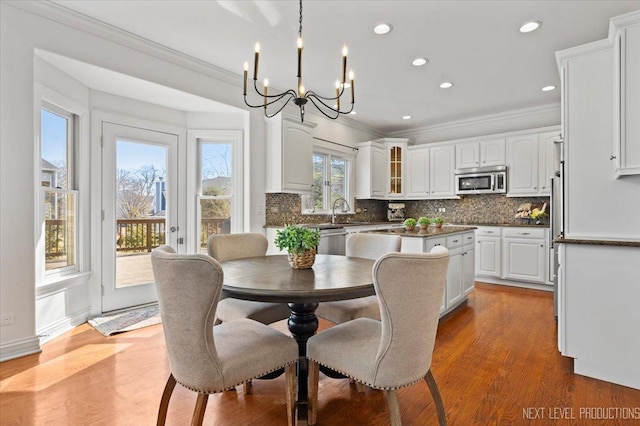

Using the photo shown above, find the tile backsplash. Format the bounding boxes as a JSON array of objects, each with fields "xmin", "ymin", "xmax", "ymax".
[{"xmin": 265, "ymin": 193, "xmax": 550, "ymax": 226}]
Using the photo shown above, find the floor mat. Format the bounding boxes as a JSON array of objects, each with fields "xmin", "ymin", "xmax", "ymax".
[{"xmin": 88, "ymin": 304, "xmax": 161, "ymax": 336}]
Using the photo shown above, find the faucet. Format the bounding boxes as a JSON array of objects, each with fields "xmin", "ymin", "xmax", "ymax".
[{"xmin": 331, "ymin": 197, "xmax": 351, "ymax": 224}]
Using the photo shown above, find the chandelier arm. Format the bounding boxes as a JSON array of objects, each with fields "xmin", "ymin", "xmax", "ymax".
[
  {"xmin": 305, "ymin": 96, "xmax": 341, "ymax": 120},
  {"xmin": 251, "ymin": 79, "xmax": 298, "ymax": 100},
  {"xmin": 307, "ymin": 93, "xmax": 354, "ymax": 115},
  {"xmin": 264, "ymin": 94, "xmax": 297, "ymax": 118},
  {"xmin": 244, "ymin": 91, "xmax": 296, "ymax": 109},
  {"xmin": 304, "ymin": 86, "xmax": 346, "ymax": 101}
]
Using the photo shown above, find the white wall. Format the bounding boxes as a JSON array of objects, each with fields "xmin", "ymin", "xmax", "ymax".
[{"xmin": 0, "ymin": 2, "xmax": 382, "ymax": 359}]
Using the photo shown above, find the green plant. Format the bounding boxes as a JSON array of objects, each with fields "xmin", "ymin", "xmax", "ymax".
[
  {"xmin": 417, "ymin": 216, "xmax": 431, "ymax": 226},
  {"xmin": 432, "ymin": 217, "xmax": 444, "ymax": 224},
  {"xmin": 274, "ymin": 225, "xmax": 321, "ymax": 254},
  {"xmin": 530, "ymin": 209, "xmax": 547, "ymax": 221},
  {"xmin": 403, "ymin": 218, "xmax": 417, "ymax": 227}
]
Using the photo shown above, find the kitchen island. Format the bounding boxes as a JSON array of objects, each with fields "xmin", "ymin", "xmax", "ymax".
[{"xmin": 368, "ymin": 226, "xmax": 477, "ymax": 317}]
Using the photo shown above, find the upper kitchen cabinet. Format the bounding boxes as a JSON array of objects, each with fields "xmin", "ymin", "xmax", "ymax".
[
  {"xmin": 406, "ymin": 146, "xmax": 430, "ymax": 198},
  {"xmin": 429, "ymin": 145, "xmax": 456, "ymax": 198},
  {"xmin": 356, "ymin": 138, "xmax": 409, "ymax": 199},
  {"xmin": 265, "ymin": 115, "xmax": 317, "ymax": 193},
  {"xmin": 612, "ymin": 12, "xmax": 640, "ymax": 177},
  {"xmin": 455, "ymin": 138, "xmax": 506, "ymax": 169},
  {"xmin": 507, "ymin": 129, "xmax": 559, "ymax": 196}
]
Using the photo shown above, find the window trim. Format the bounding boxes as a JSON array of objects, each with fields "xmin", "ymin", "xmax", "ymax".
[
  {"xmin": 35, "ymin": 85, "xmax": 88, "ymax": 287},
  {"xmin": 186, "ymin": 130, "xmax": 244, "ymax": 253},
  {"xmin": 303, "ymin": 141, "xmax": 356, "ymax": 214}
]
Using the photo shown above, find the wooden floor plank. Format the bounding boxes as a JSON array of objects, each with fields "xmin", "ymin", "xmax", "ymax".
[{"xmin": 1, "ymin": 283, "xmax": 639, "ymax": 425}]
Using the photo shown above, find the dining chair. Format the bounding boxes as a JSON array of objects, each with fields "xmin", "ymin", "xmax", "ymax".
[
  {"xmin": 151, "ymin": 245, "xmax": 298, "ymax": 426},
  {"xmin": 307, "ymin": 246, "xmax": 450, "ymax": 426},
  {"xmin": 207, "ymin": 233, "xmax": 291, "ymax": 325},
  {"xmin": 315, "ymin": 233, "xmax": 401, "ymax": 324}
]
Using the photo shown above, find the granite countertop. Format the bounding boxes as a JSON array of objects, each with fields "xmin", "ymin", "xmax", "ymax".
[
  {"xmin": 555, "ymin": 237, "xmax": 640, "ymax": 247},
  {"xmin": 367, "ymin": 226, "xmax": 476, "ymax": 238}
]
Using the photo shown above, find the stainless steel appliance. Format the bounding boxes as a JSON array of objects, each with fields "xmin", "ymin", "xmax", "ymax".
[
  {"xmin": 455, "ymin": 165, "xmax": 507, "ymax": 195},
  {"xmin": 387, "ymin": 202, "xmax": 406, "ymax": 222},
  {"xmin": 549, "ymin": 134, "xmax": 564, "ymax": 319},
  {"xmin": 317, "ymin": 227, "xmax": 346, "ymax": 255}
]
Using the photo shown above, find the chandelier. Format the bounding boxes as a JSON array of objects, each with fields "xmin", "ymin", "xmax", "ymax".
[{"xmin": 242, "ymin": 0, "xmax": 355, "ymax": 122}]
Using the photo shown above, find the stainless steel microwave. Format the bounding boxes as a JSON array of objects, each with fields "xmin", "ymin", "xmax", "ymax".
[{"xmin": 455, "ymin": 165, "xmax": 507, "ymax": 195}]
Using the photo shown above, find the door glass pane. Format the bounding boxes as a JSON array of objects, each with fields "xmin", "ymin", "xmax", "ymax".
[
  {"xmin": 199, "ymin": 142, "xmax": 232, "ymax": 252},
  {"xmin": 115, "ymin": 141, "xmax": 167, "ymax": 288}
]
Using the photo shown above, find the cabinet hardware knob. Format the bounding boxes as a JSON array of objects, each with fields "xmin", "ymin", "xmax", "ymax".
[
  {"xmin": 540, "ymin": 244, "xmax": 544, "ymax": 247},
  {"xmin": 453, "ymin": 239, "xmax": 459, "ymax": 242},
  {"xmin": 518, "ymin": 232, "xmax": 530, "ymax": 235},
  {"xmin": 533, "ymin": 186, "xmax": 537, "ymax": 189},
  {"xmin": 610, "ymin": 155, "xmax": 617, "ymax": 160}
]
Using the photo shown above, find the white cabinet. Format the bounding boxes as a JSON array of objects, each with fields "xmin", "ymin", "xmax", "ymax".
[
  {"xmin": 502, "ymin": 228, "xmax": 547, "ymax": 284},
  {"xmin": 401, "ymin": 231, "xmax": 474, "ymax": 315},
  {"xmin": 507, "ymin": 130, "xmax": 560, "ymax": 196},
  {"xmin": 456, "ymin": 138, "xmax": 506, "ymax": 169},
  {"xmin": 406, "ymin": 146, "xmax": 430, "ymax": 198},
  {"xmin": 356, "ymin": 138, "xmax": 409, "ymax": 199},
  {"xmin": 355, "ymin": 141, "xmax": 386, "ymax": 199},
  {"xmin": 265, "ymin": 116, "xmax": 316, "ymax": 193},
  {"xmin": 613, "ymin": 15, "xmax": 640, "ymax": 177},
  {"xmin": 429, "ymin": 145, "xmax": 455, "ymax": 197},
  {"xmin": 475, "ymin": 227, "xmax": 502, "ymax": 278}
]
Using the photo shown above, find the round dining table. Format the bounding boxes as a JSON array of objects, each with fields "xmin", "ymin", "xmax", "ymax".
[{"xmin": 220, "ymin": 254, "xmax": 375, "ymax": 420}]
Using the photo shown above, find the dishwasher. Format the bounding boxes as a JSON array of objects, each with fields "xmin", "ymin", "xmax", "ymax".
[{"xmin": 317, "ymin": 227, "xmax": 347, "ymax": 255}]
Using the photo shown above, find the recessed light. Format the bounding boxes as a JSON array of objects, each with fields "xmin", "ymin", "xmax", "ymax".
[
  {"xmin": 541, "ymin": 85, "xmax": 556, "ymax": 92},
  {"xmin": 402, "ymin": 115, "xmax": 412, "ymax": 120},
  {"xmin": 440, "ymin": 82, "xmax": 453, "ymax": 89},
  {"xmin": 412, "ymin": 57, "xmax": 428, "ymax": 67},
  {"xmin": 374, "ymin": 23, "xmax": 392, "ymax": 35},
  {"xmin": 519, "ymin": 20, "xmax": 542, "ymax": 33}
]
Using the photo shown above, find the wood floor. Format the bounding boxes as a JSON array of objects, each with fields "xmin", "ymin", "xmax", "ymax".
[{"xmin": 1, "ymin": 283, "xmax": 639, "ymax": 425}]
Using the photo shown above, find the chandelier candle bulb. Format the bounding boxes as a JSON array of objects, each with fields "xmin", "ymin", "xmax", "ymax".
[
  {"xmin": 243, "ymin": 62, "xmax": 248, "ymax": 95},
  {"xmin": 297, "ymin": 37, "xmax": 303, "ymax": 78},
  {"xmin": 263, "ymin": 79, "xmax": 268, "ymax": 107},
  {"xmin": 253, "ymin": 43, "xmax": 260, "ymax": 80},
  {"xmin": 342, "ymin": 45, "xmax": 348, "ymax": 83},
  {"xmin": 349, "ymin": 70, "xmax": 355, "ymax": 103}
]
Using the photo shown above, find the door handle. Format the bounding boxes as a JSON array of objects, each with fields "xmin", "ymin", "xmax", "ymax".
[{"xmin": 169, "ymin": 226, "xmax": 178, "ymax": 233}]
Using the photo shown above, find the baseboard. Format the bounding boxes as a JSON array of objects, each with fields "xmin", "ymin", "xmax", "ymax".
[
  {"xmin": 574, "ymin": 358, "xmax": 640, "ymax": 391},
  {"xmin": 37, "ymin": 307, "xmax": 91, "ymax": 346},
  {"xmin": 475, "ymin": 276, "xmax": 553, "ymax": 292},
  {"xmin": 0, "ymin": 336, "xmax": 41, "ymax": 362}
]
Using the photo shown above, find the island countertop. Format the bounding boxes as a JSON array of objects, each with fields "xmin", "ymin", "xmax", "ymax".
[{"xmin": 366, "ymin": 226, "xmax": 476, "ymax": 238}]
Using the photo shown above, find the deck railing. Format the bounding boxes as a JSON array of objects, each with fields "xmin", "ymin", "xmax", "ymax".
[{"xmin": 45, "ymin": 217, "xmax": 229, "ymax": 256}]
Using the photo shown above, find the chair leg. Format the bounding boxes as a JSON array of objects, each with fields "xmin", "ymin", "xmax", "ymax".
[
  {"xmin": 386, "ymin": 389, "xmax": 402, "ymax": 426},
  {"xmin": 308, "ymin": 360, "xmax": 320, "ymax": 426},
  {"xmin": 355, "ymin": 382, "xmax": 365, "ymax": 393},
  {"xmin": 424, "ymin": 370, "xmax": 447, "ymax": 426},
  {"xmin": 285, "ymin": 363, "xmax": 297, "ymax": 426},
  {"xmin": 157, "ymin": 374, "xmax": 177, "ymax": 426},
  {"xmin": 191, "ymin": 393, "xmax": 209, "ymax": 426},
  {"xmin": 244, "ymin": 380, "xmax": 253, "ymax": 395}
]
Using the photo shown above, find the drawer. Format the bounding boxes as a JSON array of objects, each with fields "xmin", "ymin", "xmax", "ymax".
[
  {"xmin": 475, "ymin": 226, "xmax": 502, "ymax": 237},
  {"xmin": 502, "ymin": 227, "xmax": 547, "ymax": 239},
  {"xmin": 461, "ymin": 232, "xmax": 475, "ymax": 246},
  {"xmin": 446, "ymin": 234, "xmax": 463, "ymax": 249},
  {"xmin": 426, "ymin": 237, "xmax": 446, "ymax": 252}
]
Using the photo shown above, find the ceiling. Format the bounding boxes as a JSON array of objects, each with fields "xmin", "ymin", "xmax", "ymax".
[{"xmin": 51, "ymin": 0, "xmax": 640, "ymax": 134}]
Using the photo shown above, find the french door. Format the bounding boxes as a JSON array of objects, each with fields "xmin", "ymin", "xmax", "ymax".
[{"xmin": 101, "ymin": 122, "xmax": 179, "ymax": 312}]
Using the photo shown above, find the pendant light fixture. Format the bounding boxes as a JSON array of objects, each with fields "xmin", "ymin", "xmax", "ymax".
[{"xmin": 242, "ymin": 0, "xmax": 355, "ymax": 122}]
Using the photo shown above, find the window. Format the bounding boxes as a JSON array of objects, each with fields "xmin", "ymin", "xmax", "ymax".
[
  {"xmin": 304, "ymin": 150, "xmax": 352, "ymax": 213},
  {"xmin": 198, "ymin": 141, "xmax": 233, "ymax": 251},
  {"xmin": 41, "ymin": 102, "xmax": 78, "ymax": 275}
]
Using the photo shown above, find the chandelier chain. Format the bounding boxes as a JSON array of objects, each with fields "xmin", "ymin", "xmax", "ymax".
[{"xmin": 298, "ymin": 0, "xmax": 303, "ymax": 38}]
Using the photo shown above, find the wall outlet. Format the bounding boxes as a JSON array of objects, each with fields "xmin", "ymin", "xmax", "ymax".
[
  {"xmin": 355, "ymin": 208, "xmax": 362, "ymax": 213},
  {"xmin": 1, "ymin": 313, "xmax": 14, "ymax": 326},
  {"xmin": 270, "ymin": 206, "xmax": 279, "ymax": 213}
]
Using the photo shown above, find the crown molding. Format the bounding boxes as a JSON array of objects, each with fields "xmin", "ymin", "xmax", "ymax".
[
  {"xmin": 387, "ymin": 103, "xmax": 560, "ymax": 140},
  {"xmin": 609, "ymin": 9, "xmax": 640, "ymax": 40},
  {"xmin": 7, "ymin": 0, "xmax": 242, "ymax": 87}
]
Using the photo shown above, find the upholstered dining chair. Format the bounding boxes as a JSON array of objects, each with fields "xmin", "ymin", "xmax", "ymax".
[
  {"xmin": 315, "ymin": 233, "xmax": 401, "ymax": 324},
  {"xmin": 151, "ymin": 245, "xmax": 298, "ymax": 426},
  {"xmin": 207, "ymin": 233, "xmax": 291, "ymax": 325},
  {"xmin": 307, "ymin": 246, "xmax": 450, "ymax": 426}
]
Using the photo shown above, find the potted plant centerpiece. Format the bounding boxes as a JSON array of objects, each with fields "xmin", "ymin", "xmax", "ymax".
[
  {"xmin": 274, "ymin": 225, "xmax": 321, "ymax": 269},
  {"xmin": 432, "ymin": 217, "xmax": 444, "ymax": 228},
  {"xmin": 403, "ymin": 218, "xmax": 417, "ymax": 232},
  {"xmin": 417, "ymin": 216, "xmax": 431, "ymax": 230}
]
